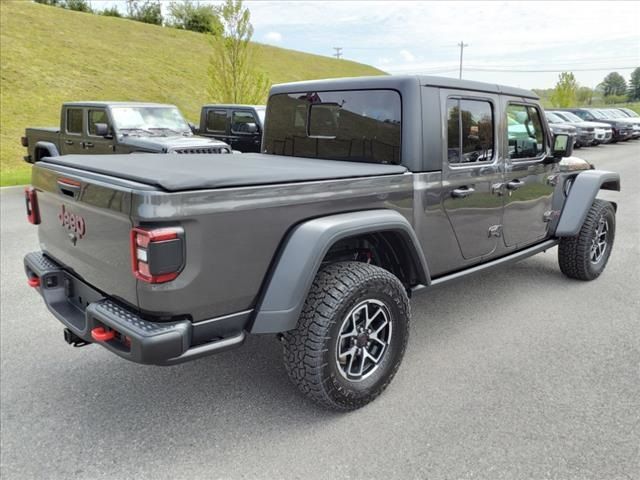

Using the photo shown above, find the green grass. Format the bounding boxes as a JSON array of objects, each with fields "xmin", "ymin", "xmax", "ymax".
[{"xmin": 0, "ymin": 1, "xmax": 384, "ymax": 186}]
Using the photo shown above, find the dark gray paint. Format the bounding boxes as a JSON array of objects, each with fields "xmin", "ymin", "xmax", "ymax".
[{"xmin": 250, "ymin": 209, "xmax": 429, "ymax": 333}]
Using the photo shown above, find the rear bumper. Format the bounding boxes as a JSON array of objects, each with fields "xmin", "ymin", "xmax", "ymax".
[{"xmin": 24, "ymin": 251, "xmax": 245, "ymax": 365}]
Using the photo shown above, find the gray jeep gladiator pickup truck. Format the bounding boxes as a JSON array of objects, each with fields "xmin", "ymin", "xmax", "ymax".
[
  {"xmin": 24, "ymin": 76, "xmax": 620, "ymax": 411},
  {"xmin": 22, "ymin": 102, "xmax": 231, "ymax": 163}
]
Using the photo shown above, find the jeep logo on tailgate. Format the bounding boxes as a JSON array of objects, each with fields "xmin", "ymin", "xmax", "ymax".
[{"xmin": 58, "ymin": 205, "xmax": 86, "ymax": 239}]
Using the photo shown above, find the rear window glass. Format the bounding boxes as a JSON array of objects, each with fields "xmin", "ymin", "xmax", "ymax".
[
  {"xmin": 263, "ymin": 90, "xmax": 401, "ymax": 164},
  {"xmin": 206, "ymin": 110, "xmax": 227, "ymax": 132},
  {"xmin": 446, "ymin": 98, "xmax": 494, "ymax": 164},
  {"xmin": 66, "ymin": 108, "xmax": 83, "ymax": 134}
]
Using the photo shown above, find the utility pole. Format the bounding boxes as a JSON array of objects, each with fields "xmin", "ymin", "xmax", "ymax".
[
  {"xmin": 333, "ymin": 47, "xmax": 343, "ymax": 60},
  {"xmin": 458, "ymin": 41, "xmax": 468, "ymax": 79}
]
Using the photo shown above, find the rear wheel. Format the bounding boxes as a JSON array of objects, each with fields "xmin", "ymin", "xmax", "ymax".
[
  {"xmin": 282, "ymin": 261, "xmax": 410, "ymax": 411},
  {"xmin": 558, "ymin": 199, "xmax": 615, "ymax": 281}
]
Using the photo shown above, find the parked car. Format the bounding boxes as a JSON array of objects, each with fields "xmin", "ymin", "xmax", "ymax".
[
  {"xmin": 22, "ymin": 102, "xmax": 232, "ymax": 163},
  {"xmin": 544, "ymin": 111, "xmax": 582, "ymax": 147},
  {"xmin": 548, "ymin": 110, "xmax": 612, "ymax": 145},
  {"xmin": 557, "ymin": 108, "xmax": 633, "ymax": 142},
  {"xmin": 616, "ymin": 107, "xmax": 639, "ymax": 119},
  {"xmin": 599, "ymin": 108, "xmax": 640, "ymax": 139},
  {"xmin": 197, "ymin": 104, "xmax": 265, "ymax": 152},
  {"xmin": 24, "ymin": 75, "xmax": 620, "ymax": 411}
]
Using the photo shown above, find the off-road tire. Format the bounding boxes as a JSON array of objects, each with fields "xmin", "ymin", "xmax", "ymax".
[
  {"xmin": 558, "ymin": 199, "xmax": 615, "ymax": 281},
  {"xmin": 282, "ymin": 261, "xmax": 410, "ymax": 411}
]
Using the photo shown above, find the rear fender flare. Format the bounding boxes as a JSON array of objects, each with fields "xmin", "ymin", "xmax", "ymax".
[
  {"xmin": 250, "ymin": 210, "xmax": 429, "ymax": 334},
  {"xmin": 555, "ymin": 169, "xmax": 620, "ymax": 237},
  {"xmin": 34, "ymin": 141, "xmax": 60, "ymax": 161}
]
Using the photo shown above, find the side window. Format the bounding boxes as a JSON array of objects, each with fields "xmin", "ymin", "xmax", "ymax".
[
  {"xmin": 231, "ymin": 111, "xmax": 258, "ymax": 134},
  {"xmin": 447, "ymin": 98, "xmax": 494, "ymax": 164},
  {"xmin": 206, "ymin": 110, "xmax": 227, "ymax": 132},
  {"xmin": 66, "ymin": 108, "xmax": 83, "ymax": 134},
  {"xmin": 506, "ymin": 104, "xmax": 545, "ymax": 160},
  {"xmin": 88, "ymin": 110, "xmax": 110, "ymax": 136}
]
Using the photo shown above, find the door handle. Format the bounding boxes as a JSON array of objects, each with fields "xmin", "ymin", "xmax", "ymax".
[
  {"xmin": 64, "ymin": 139, "xmax": 74, "ymax": 145},
  {"xmin": 451, "ymin": 186, "xmax": 475, "ymax": 198},
  {"xmin": 84, "ymin": 142, "xmax": 94, "ymax": 148},
  {"xmin": 506, "ymin": 179, "xmax": 524, "ymax": 190}
]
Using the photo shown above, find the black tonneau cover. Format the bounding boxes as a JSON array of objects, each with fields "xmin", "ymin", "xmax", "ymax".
[{"xmin": 42, "ymin": 153, "xmax": 407, "ymax": 191}]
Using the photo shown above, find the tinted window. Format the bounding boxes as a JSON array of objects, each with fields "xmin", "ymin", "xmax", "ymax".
[
  {"xmin": 206, "ymin": 110, "xmax": 227, "ymax": 132},
  {"xmin": 88, "ymin": 109, "xmax": 110, "ymax": 135},
  {"xmin": 446, "ymin": 98, "xmax": 494, "ymax": 164},
  {"xmin": 231, "ymin": 111, "xmax": 258, "ymax": 134},
  {"xmin": 506, "ymin": 104, "xmax": 545, "ymax": 159},
  {"xmin": 66, "ymin": 108, "xmax": 83, "ymax": 134},
  {"xmin": 264, "ymin": 90, "xmax": 401, "ymax": 164}
]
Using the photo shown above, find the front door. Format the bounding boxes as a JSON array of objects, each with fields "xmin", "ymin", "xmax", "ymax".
[
  {"xmin": 60, "ymin": 107, "xmax": 85, "ymax": 155},
  {"xmin": 502, "ymin": 102, "xmax": 557, "ymax": 247},
  {"xmin": 441, "ymin": 93, "xmax": 504, "ymax": 260},
  {"xmin": 229, "ymin": 109, "xmax": 262, "ymax": 152},
  {"xmin": 86, "ymin": 108, "xmax": 115, "ymax": 154}
]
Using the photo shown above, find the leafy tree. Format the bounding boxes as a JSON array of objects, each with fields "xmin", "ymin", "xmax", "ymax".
[
  {"xmin": 576, "ymin": 86, "xmax": 593, "ymax": 106},
  {"xmin": 628, "ymin": 67, "xmax": 640, "ymax": 101},
  {"xmin": 101, "ymin": 6, "xmax": 123, "ymax": 17},
  {"xmin": 550, "ymin": 72, "xmax": 578, "ymax": 108},
  {"xmin": 599, "ymin": 72, "xmax": 627, "ymax": 97},
  {"xmin": 126, "ymin": 0, "xmax": 163, "ymax": 25},
  {"xmin": 64, "ymin": 0, "xmax": 92, "ymax": 12},
  {"xmin": 169, "ymin": 1, "xmax": 222, "ymax": 34},
  {"xmin": 207, "ymin": 0, "xmax": 269, "ymax": 104}
]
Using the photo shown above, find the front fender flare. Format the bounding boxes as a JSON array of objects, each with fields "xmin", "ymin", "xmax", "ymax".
[
  {"xmin": 555, "ymin": 169, "xmax": 620, "ymax": 237},
  {"xmin": 250, "ymin": 210, "xmax": 429, "ymax": 334}
]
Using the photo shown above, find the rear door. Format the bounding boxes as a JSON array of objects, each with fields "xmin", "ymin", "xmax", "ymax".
[
  {"xmin": 32, "ymin": 165, "xmax": 137, "ymax": 307},
  {"xmin": 229, "ymin": 109, "xmax": 262, "ymax": 152},
  {"xmin": 86, "ymin": 108, "xmax": 115, "ymax": 154},
  {"xmin": 441, "ymin": 91, "xmax": 504, "ymax": 260},
  {"xmin": 502, "ymin": 100, "xmax": 556, "ymax": 247},
  {"xmin": 60, "ymin": 107, "xmax": 86, "ymax": 155},
  {"xmin": 203, "ymin": 108, "xmax": 229, "ymax": 143}
]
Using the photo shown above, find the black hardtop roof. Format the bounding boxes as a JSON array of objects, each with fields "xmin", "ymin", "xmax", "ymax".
[
  {"xmin": 201, "ymin": 104, "xmax": 266, "ymax": 109},
  {"xmin": 62, "ymin": 101, "xmax": 178, "ymax": 108},
  {"xmin": 269, "ymin": 74, "xmax": 538, "ymax": 100}
]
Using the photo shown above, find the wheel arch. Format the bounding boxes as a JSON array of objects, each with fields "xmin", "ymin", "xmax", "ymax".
[
  {"xmin": 249, "ymin": 210, "xmax": 429, "ymax": 334},
  {"xmin": 34, "ymin": 141, "xmax": 60, "ymax": 161},
  {"xmin": 555, "ymin": 169, "xmax": 620, "ymax": 237}
]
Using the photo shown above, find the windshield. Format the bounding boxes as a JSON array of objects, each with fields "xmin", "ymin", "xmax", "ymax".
[
  {"xmin": 589, "ymin": 110, "xmax": 607, "ymax": 120},
  {"xmin": 111, "ymin": 106, "xmax": 190, "ymax": 134},
  {"xmin": 604, "ymin": 109, "xmax": 623, "ymax": 118},
  {"xmin": 621, "ymin": 108, "xmax": 639, "ymax": 118},
  {"xmin": 559, "ymin": 111, "xmax": 582, "ymax": 122},
  {"xmin": 545, "ymin": 112, "xmax": 564, "ymax": 123},
  {"xmin": 255, "ymin": 108, "xmax": 266, "ymax": 125}
]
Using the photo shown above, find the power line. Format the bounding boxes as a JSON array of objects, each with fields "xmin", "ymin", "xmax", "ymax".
[{"xmin": 333, "ymin": 47, "xmax": 343, "ymax": 60}]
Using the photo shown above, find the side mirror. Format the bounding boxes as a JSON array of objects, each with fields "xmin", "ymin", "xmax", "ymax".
[
  {"xmin": 94, "ymin": 123, "xmax": 110, "ymax": 137},
  {"xmin": 245, "ymin": 122, "xmax": 259, "ymax": 134},
  {"xmin": 551, "ymin": 133, "xmax": 573, "ymax": 160}
]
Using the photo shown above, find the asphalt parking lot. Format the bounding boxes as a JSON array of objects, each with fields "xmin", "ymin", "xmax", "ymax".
[{"xmin": 1, "ymin": 142, "xmax": 639, "ymax": 480}]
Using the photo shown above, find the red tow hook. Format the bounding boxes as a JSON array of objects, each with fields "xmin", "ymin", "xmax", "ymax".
[
  {"xmin": 28, "ymin": 276, "xmax": 40, "ymax": 288},
  {"xmin": 91, "ymin": 327, "xmax": 116, "ymax": 342}
]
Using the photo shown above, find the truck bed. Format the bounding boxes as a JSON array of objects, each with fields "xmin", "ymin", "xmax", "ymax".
[{"xmin": 40, "ymin": 153, "xmax": 407, "ymax": 191}]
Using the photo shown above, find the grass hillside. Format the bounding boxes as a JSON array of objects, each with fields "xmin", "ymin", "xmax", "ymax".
[{"xmin": 0, "ymin": 1, "xmax": 384, "ymax": 186}]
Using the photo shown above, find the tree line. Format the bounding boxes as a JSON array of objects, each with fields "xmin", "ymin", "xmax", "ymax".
[
  {"xmin": 34, "ymin": 0, "xmax": 223, "ymax": 33},
  {"xmin": 542, "ymin": 69, "xmax": 640, "ymax": 108}
]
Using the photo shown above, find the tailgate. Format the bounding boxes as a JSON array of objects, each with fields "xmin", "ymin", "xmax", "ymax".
[{"xmin": 32, "ymin": 163, "xmax": 137, "ymax": 308}]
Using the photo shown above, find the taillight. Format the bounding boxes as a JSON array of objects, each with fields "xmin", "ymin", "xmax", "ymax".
[
  {"xmin": 21, "ymin": 136, "xmax": 29, "ymax": 147},
  {"xmin": 130, "ymin": 227, "xmax": 185, "ymax": 283},
  {"xmin": 25, "ymin": 187, "xmax": 40, "ymax": 225}
]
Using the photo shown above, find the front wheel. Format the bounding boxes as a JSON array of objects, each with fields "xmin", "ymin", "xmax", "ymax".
[
  {"xmin": 282, "ymin": 261, "xmax": 410, "ymax": 411},
  {"xmin": 558, "ymin": 199, "xmax": 616, "ymax": 281}
]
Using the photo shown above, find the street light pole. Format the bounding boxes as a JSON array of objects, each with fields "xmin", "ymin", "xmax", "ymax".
[{"xmin": 458, "ymin": 41, "xmax": 469, "ymax": 79}]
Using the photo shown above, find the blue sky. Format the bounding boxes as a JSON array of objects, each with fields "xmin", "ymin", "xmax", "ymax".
[{"xmin": 91, "ymin": 1, "xmax": 639, "ymax": 89}]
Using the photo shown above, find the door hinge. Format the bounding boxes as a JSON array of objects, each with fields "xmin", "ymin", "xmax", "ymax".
[{"xmin": 488, "ymin": 225, "xmax": 503, "ymax": 237}]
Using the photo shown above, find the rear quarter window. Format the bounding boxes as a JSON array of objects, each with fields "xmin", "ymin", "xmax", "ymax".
[
  {"xmin": 66, "ymin": 108, "xmax": 83, "ymax": 134},
  {"xmin": 263, "ymin": 90, "xmax": 401, "ymax": 164}
]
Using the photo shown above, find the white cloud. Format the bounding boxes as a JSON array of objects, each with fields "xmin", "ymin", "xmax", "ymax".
[
  {"xmin": 264, "ymin": 31, "xmax": 283, "ymax": 43},
  {"xmin": 399, "ymin": 49, "xmax": 415, "ymax": 62}
]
